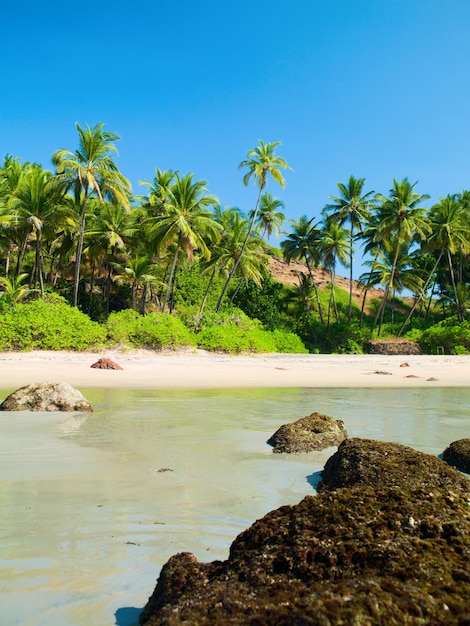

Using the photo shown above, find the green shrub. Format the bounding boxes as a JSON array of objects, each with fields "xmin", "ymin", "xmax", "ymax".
[
  {"xmin": 419, "ymin": 318, "xmax": 470, "ymax": 354},
  {"xmin": 270, "ymin": 329, "xmax": 308, "ymax": 353},
  {"xmin": 0, "ymin": 299, "xmax": 106, "ymax": 351},
  {"xmin": 107, "ymin": 310, "xmax": 195, "ymax": 349}
]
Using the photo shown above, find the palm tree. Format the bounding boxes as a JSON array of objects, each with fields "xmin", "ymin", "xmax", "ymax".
[
  {"xmin": 372, "ymin": 178, "xmax": 430, "ymax": 335},
  {"xmin": 112, "ymin": 255, "xmax": 161, "ymax": 313},
  {"xmin": 249, "ymin": 192, "xmax": 286, "ymax": 240},
  {"xmin": 362, "ymin": 240, "xmax": 423, "ymax": 326},
  {"xmin": 399, "ymin": 194, "xmax": 470, "ymax": 332},
  {"xmin": 320, "ymin": 219, "xmax": 351, "ymax": 323},
  {"xmin": 281, "ymin": 215, "xmax": 324, "ymax": 323},
  {"xmin": 52, "ymin": 122, "xmax": 132, "ymax": 307},
  {"xmin": 8, "ymin": 165, "xmax": 66, "ymax": 295},
  {"xmin": 88, "ymin": 201, "xmax": 138, "ymax": 315},
  {"xmin": 148, "ymin": 173, "xmax": 220, "ymax": 312},
  {"xmin": 0, "ymin": 273, "xmax": 38, "ymax": 307},
  {"xmin": 216, "ymin": 140, "xmax": 291, "ymax": 310},
  {"xmin": 323, "ymin": 175, "xmax": 375, "ymax": 321}
]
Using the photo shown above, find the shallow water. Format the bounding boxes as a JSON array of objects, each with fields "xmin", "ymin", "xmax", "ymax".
[{"xmin": 1, "ymin": 386, "xmax": 469, "ymax": 626}]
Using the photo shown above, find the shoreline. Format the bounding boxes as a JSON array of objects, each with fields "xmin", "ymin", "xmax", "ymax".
[{"xmin": 1, "ymin": 349, "xmax": 469, "ymax": 390}]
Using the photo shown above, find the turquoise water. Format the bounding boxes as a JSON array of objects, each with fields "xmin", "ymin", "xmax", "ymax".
[{"xmin": 0, "ymin": 386, "xmax": 469, "ymax": 626}]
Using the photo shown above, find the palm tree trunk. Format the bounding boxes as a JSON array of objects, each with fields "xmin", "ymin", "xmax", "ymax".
[
  {"xmin": 447, "ymin": 249, "xmax": 462, "ymax": 321},
  {"xmin": 73, "ymin": 188, "xmax": 89, "ymax": 307},
  {"xmin": 199, "ymin": 265, "xmax": 217, "ymax": 315},
  {"xmin": 348, "ymin": 222, "xmax": 353, "ymax": 322},
  {"xmin": 398, "ymin": 251, "xmax": 443, "ymax": 336},
  {"xmin": 162, "ymin": 245, "xmax": 179, "ymax": 313},
  {"xmin": 374, "ymin": 238, "xmax": 401, "ymax": 336},
  {"xmin": 216, "ymin": 185, "xmax": 264, "ymax": 312},
  {"xmin": 305, "ymin": 258, "xmax": 324, "ymax": 325}
]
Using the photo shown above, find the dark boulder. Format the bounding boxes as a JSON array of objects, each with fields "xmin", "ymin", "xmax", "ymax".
[
  {"xmin": 318, "ymin": 437, "xmax": 470, "ymax": 493},
  {"xmin": 140, "ymin": 440, "xmax": 470, "ymax": 625},
  {"xmin": 0, "ymin": 382, "xmax": 93, "ymax": 412},
  {"xmin": 443, "ymin": 439, "xmax": 470, "ymax": 474},
  {"xmin": 267, "ymin": 412, "xmax": 347, "ymax": 453}
]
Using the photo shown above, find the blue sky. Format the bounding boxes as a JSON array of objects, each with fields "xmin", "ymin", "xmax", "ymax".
[{"xmin": 2, "ymin": 0, "xmax": 470, "ymax": 242}]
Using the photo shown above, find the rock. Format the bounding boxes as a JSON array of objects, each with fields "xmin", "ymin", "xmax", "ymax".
[
  {"xmin": 318, "ymin": 437, "xmax": 470, "ymax": 494},
  {"xmin": 90, "ymin": 357, "xmax": 123, "ymax": 370},
  {"xmin": 365, "ymin": 340, "xmax": 421, "ymax": 355},
  {"xmin": 443, "ymin": 439, "xmax": 470, "ymax": 474},
  {"xmin": 0, "ymin": 382, "xmax": 93, "ymax": 412},
  {"xmin": 267, "ymin": 412, "xmax": 347, "ymax": 453},
  {"xmin": 139, "ymin": 446, "xmax": 470, "ymax": 625}
]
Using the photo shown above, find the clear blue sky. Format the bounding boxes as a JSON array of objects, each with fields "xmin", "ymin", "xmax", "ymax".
[{"xmin": 2, "ymin": 0, "xmax": 470, "ymax": 238}]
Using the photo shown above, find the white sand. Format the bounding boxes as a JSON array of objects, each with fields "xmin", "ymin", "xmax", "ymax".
[{"xmin": 1, "ymin": 349, "xmax": 469, "ymax": 390}]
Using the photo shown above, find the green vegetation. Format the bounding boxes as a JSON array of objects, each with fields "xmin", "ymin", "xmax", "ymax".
[{"xmin": 1, "ymin": 125, "xmax": 470, "ymax": 354}]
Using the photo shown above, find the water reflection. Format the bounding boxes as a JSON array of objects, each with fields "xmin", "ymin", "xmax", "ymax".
[{"xmin": 0, "ymin": 386, "xmax": 469, "ymax": 625}]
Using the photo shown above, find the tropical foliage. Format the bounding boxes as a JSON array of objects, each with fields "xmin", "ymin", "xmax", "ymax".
[{"xmin": 1, "ymin": 124, "xmax": 470, "ymax": 354}]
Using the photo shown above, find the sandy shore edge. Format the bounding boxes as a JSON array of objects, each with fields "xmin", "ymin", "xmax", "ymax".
[{"xmin": 0, "ymin": 349, "xmax": 469, "ymax": 390}]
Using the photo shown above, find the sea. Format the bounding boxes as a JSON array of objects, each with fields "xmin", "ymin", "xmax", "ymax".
[{"xmin": 0, "ymin": 386, "xmax": 469, "ymax": 626}]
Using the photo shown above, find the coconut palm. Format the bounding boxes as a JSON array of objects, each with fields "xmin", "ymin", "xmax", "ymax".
[
  {"xmin": 248, "ymin": 192, "xmax": 286, "ymax": 240},
  {"xmin": 319, "ymin": 219, "xmax": 351, "ymax": 323},
  {"xmin": 281, "ymin": 215, "xmax": 324, "ymax": 323},
  {"xmin": 112, "ymin": 255, "xmax": 162, "ymax": 313},
  {"xmin": 8, "ymin": 165, "xmax": 66, "ymax": 295},
  {"xmin": 216, "ymin": 140, "xmax": 291, "ymax": 310},
  {"xmin": 372, "ymin": 179, "xmax": 430, "ymax": 335},
  {"xmin": 88, "ymin": 202, "xmax": 139, "ymax": 315},
  {"xmin": 52, "ymin": 122, "xmax": 132, "ymax": 307},
  {"xmin": 0, "ymin": 273, "xmax": 38, "ymax": 307},
  {"xmin": 148, "ymin": 173, "xmax": 220, "ymax": 312},
  {"xmin": 323, "ymin": 175, "xmax": 375, "ymax": 321}
]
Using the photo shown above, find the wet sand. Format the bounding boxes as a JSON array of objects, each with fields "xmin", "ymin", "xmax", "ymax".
[{"xmin": 0, "ymin": 349, "xmax": 469, "ymax": 390}]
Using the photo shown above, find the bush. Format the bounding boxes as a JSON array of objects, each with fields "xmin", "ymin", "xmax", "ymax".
[
  {"xmin": 0, "ymin": 298, "xmax": 106, "ymax": 351},
  {"xmin": 106, "ymin": 310, "xmax": 195, "ymax": 349},
  {"xmin": 419, "ymin": 318, "xmax": 470, "ymax": 354},
  {"xmin": 270, "ymin": 329, "xmax": 308, "ymax": 354},
  {"xmin": 196, "ymin": 324, "xmax": 277, "ymax": 353}
]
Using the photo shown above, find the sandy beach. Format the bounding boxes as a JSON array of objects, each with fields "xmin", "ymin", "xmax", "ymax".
[{"xmin": 1, "ymin": 349, "xmax": 470, "ymax": 390}]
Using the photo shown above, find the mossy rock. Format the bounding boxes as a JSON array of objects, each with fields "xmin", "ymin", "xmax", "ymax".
[
  {"xmin": 318, "ymin": 437, "xmax": 470, "ymax": 493},
  {"xmin": 267, "ymin": 412, "xmax": 347, "ymax": 453},
  {"xmin": 443, "ymin": 439, "xmax": 470, "ymax": 474},
  {"xmin": 140, "ymin": 440, "xmax": 470, "ymax": 625}
]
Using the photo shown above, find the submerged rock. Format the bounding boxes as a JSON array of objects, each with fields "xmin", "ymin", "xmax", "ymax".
[
  {"xmin": 140, "ymin": 439, "xmax": 470, "ymax": 625},
  {"xmin": 443, "ymin": 439, "xmax": 470, "ymax": 474},
  {"xmin": 0, "ymin": 382, "xmax": 93, "ymax": 412},
  {"xmin": 267, "ymin": 412, "xmax": 347, "ymax": 453}
]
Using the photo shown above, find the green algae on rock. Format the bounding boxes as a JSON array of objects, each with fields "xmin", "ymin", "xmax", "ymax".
[
  {"xmin": 267, "ymin": 412, "xmax": 348, "ymax": 453},
  {"xmin": 139, "ymin": 439, "xmax": 470, "ymax": 625},
  {"xmin": 443, "ymin": 439, "xmax": 470, "ymax": 474}
]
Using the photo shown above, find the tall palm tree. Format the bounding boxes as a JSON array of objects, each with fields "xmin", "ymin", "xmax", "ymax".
[
  {"xmin": 372, "ymin": 178, "xmax": 430, "ymax": 334},
  {"xmin": 216, "ymin": 140, "xmax": 291, "ymax": 311},
  {"xmin": 281, "ymin": 215, "xmax": 324, "ymax": 324},
  {"xmin": 416, "ymin": 195, "xmax": 469, "ymax": 324},
  {"xmin": 323, "ymin": 175, "xmax": 375, "ymax": 321},
  {"xmin": 249, "ymin": 192, "xmax": 286, "ymax": 240},
  {"xmin": 148, "ymin": 173, "xmax": 220, "ymax": 312},
  {"xmin": 320, "ymin": 220, "xmax": 351, "ymax": 323},
  {"xmin": 9, "ymin": 165, "xmax": 65, "ymax": 295},
  {"xmin": 88, "ymin": 201, "xmax": 138, "ymax": 315},
  {"xmin": 52, "ymin": 122, "xmax": 132, "ymax": 307}
]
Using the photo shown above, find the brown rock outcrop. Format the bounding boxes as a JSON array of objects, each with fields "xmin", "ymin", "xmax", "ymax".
[
  {"xmin": 139, "ymin": 439, "xmax": 470, "ymax": 625},
  {"xmin": 365, "ymin": 340, "xmax": 421, "ymax": 355},
  {"xmin": 267, "ymin": 412, "xmax": 347, "ymax": 453},
  {"xmin": 0, "ymin": 382, "xmax": 93, "ymax": 412},
  {"xmin": 318, "ymin": 437, "xmax": 470, "ymax": 493}
]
